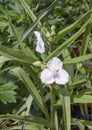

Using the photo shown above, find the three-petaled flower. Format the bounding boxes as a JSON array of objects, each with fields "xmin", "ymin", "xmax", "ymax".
[
  {"xmin": 40, "ymin": 57, "xmax": 69, "ymax": 85},
  {"xmin": 34, "ymin": 31, "xmax": 45, "ymax": 53}
]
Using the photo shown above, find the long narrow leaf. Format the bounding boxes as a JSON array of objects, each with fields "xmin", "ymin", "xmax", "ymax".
[
  {"xmin": 0, "ymin": 56, "xmax": 11, "ymax": 63},
  {"xmin": 72, "ymin": 95, "xmax": 92, "ymax": 103},
  {"xmin": 6, "ymin": 11, "xmax": 38, "ymax": 60},
  {"xmin": 0, "ymin": 114, "xmax": 50, "ymax": 127},
  {"xmin": 11, "ymin": 67, "xmax": 46, "ymax": 116},
  {"xmin": 80, "ymin": 4, "xmax": 92, "ymax": 55},
  {"xmin": 21, "ymin": 0, "xmax": 57, "ymax": 41},
  {"xmin": 72, "ymin": 118, "xmax": 92, "ymax": 128},
  {"xmin": 63, "ymin": 53, "xmax": 92, "ymax": 65},
  {"xmin": 45, "ymin": 18, "xmax": 91, "ymax": 62},
  {"xmin": 55, "ymin": 9, "xmax": 92, "ymax": 42},
  {"xmin": 80, "ymin": 23, "xmax": 91, "ymax": 55},
  {"xmin": 19, "ymin": 0, "xmax": 37, "ymax": 22},
  {"xmin": 0, "ymin": 125, "xmax": 47, "ymax": 130},
  {"xmin": 0, "ymin": 45, "xmax": 37, "ymax": 64},
  {"xmin": 21, "ymin": 10, "xmax": 47, "ymax": 41},
  {"xmin": 60, "ymin": 88, "xmax": 71, "ymax": 130}
]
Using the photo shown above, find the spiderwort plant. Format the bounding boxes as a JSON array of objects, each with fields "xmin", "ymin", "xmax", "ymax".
[
  {"xmin": 34, "ymin": 30, "xmax": 69, "ymax": 129},
  {"xmin": 40, "ymin": 57, "xmax": 69, "ymax": 130},
  {"xmin": 34, "ymin": 27, "xmax": 70, "ymax": 129},
  {"xmin": 34, "ymin": 32, "xmax": 69, "ymax": 85},
  {"xmin": 1, "ymin": 1, "xmax": 92, "ymax": 130}
]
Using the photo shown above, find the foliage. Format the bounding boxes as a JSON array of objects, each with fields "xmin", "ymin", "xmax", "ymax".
[
  {"xmin": 0, "ymin": 0, "xmax": 92, "ymax": 130},
  {"xmin": 0, "ymin": 82, "xmax": 17, "ymax": 104}
]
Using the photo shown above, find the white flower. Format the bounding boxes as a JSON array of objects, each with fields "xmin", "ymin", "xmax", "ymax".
[
  {"xmin": 34, "ymin": 31, "xmax": 45, "ymax": 53},
  {"xmin": 40, "ymin": 57, "xmax": 69, "ymax": 85}
]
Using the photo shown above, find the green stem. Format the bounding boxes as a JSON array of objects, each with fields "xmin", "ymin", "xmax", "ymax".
[
  {"xmin": 54, "ymin": 110, "xmax": 59, "ymax": 130},
  {"xmin": 44, "ymin": 103, "xmax": 50, "ymax": 120},
  {"xmin": 50, "ymin": 86, "xmax": 56, "ymax": 130},
  {"xmin": 80, "ymin": 104, "xmax": 85, "ymax": 118},
  {"xmin": 84, "ymin": 104, "xmax": 88, "ymax": 119}
]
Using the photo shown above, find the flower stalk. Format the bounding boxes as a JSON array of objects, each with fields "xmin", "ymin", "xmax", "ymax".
[{"xmin": 50, "ymin": 86, "xmax": 56, "ymax": 130}]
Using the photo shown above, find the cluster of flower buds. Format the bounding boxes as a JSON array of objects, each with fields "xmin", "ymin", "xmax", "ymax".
[{"xmin": 46, "ymin": 25, "xmax": 56, "ymax": 42}]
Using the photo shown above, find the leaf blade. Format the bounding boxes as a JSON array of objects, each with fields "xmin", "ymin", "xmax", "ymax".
[{"xmin": 0, "ymin": 45, "xmax": 37, "ymax": 64}]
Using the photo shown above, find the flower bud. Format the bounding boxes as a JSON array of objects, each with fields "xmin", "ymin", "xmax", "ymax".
[
  {"xmin": 48, "ymin": 37, "xmax": 53, "ymax": 42},
  {"xmin": 33, "ymin": 61, "xmax": 42, "ymax": 67},
  {"xmin": 81, "ymin": 68, "xmax": 86, "ymax": 74},
  {"xmin": 77, "ymin": 63, "xmax": 82, "ymax": 70},
  {"xmin": 21, "ymin": 111, "xmax": 26, "ymax": 116},
  {"xmin": 51, "ymin": 30, "xmax": 56, "ymax": 36},
  {"xmin": 46, "ymin": 32, "xmax": 51, "ymax": 38},
  {"xmin": 51, "ymin": 25, "xmax": 56, "ymax": 31}
]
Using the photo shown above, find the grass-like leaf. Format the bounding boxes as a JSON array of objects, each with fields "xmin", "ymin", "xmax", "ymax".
[
  {"xmin": 72, "ymin": 118, "xmax": 92, "ymax": 129},
  {"xmin": 0, "ymin": 114, "xmax": 50, "ymax": 127},
  {"xmin": 21, "ymin": 0, "xmax": 57, "ymax": 41},
  {"xmin": 45, "ymin": 18, "xmax": 91, "ymax": 62},
  {"xmin": 0, "ymin": 45, "xmax": 37, "ymax": 64},
  {"xmin": 11, "ymin": 67, "xmax": 49, "ymax": 119},
  {"xmin": 72, "ymin": 95, "xmax": 92, "ymax": 103},
  {"xmin": 55, "ymin": 9, "xmax": 92, "ymax": 42},
  {"xmin": 0, "ymin": 125, "xmax": 47, "ymax": 130},
  {"xmin": 6, "ymin": 12, "xmax": 38, "ymax": 60},
  {"xmin": 60, "ymin": 88, "xmax": 71, "ymax": 130},
  {"xmin": 80, "ymin": 23, "xmax": 91, "ymax": 55},
  {"xmin": 63, "ymin": 53, "xmax": 92, "ymax": 65},
  {"xmin": 80, "ymin": 4, "xmax": 92, "ymax": 55}
]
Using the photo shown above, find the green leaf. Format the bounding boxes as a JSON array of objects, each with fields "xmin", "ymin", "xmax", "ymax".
[
  {"xmin": 55, "ymin": 9, "xmax": 92, "ymax": 42},
  {"xmin": 72, "ymin": 118, "xmax": 92, "ymax": 128},
  {"xmin": 62, "ymin": 49, "xmax": 74, "ymax": 77},
  {"xmin": 21, "ymin": 10, "xmax": 47, "ymax": 41},
  {"xmin": 16, "ymin": 95, "xmax": 33, "ymax": 115},
  {"xmin": 0, "ymin": 45, "xmax": 37, "ymax": 64},
  {"xmin": 76, "ymin": 88, "xmax": 92, "ymax": 96},
  {"xmin": 0, "ymin": 56, "xmax": 11, "ymax": 63},
  {"xmin": 6, "ymin": 11, "xmax": 23, "ymax": 49},
  {"xmin": 80, "ymin": 5, "xmax": 92, "ymax": 55},
  {"xmin": 45, "ymin": 18, "xmax": 90, "ymax": 62},
  {"xmin": 72, "ymin": 95, "xmax": 92, "ymax": 103},
  {"xmin": 72, "ymin": 119, "xmax": 85, "ymax": 130},
  {"xmin": 76, "ymin": 121, "xmax": 85, "ymax": 130},
  {"xmin": 21, "ymin": 0, "xmax": 57, "ymax": 41},
  {"xmin": 7, "ymin": 12, "xmax": 38, "ymax": 60},
  {"xmin": 60, "ymin": 88, "xmax": 71, "ymax": 130},
  {"xmin": 0, "ymin": 56, "xmax": 11, "ymax": 68},
  {"xmin": 0, "ymin": 82, "xmax": 17, "ymax": 104},
  {"xmin": 0, "ymin": 114, "xmax": 50, "ymax": 127},
  {"xmin": 80, "ymin": 23, "xmax": 91, "ymax": 55},
  {"xmin": 23, "ymin": 64, "xmax": 44, "ymax": 95},
  {"xmin": 11, "ymin": 67, "xmax": 46, "ymax": 116},
  {"xmin": 19, "ymin": 0, "xmax": 37, "ymax": 22},
  {"xmin": 0, "ymin": 124, "xmax": 47, "ymax": 130},
  {"xmin": 0, "ymin": 21, "xmax": 8, "ymax": 30},
  {"xmin": 63, "ymin": 53, "xmax": 92, "ymax": 65},
  {"xmin": 70, "ymin": 79, "xmax": 86, "ymax": 87}
]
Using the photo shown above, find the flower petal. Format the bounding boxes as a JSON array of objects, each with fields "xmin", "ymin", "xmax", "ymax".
[
  {"xmin": 34, "ymin": 31, "xmax": 41, "ymax": 41},
  {"xmin": 47, "ymin": 57, "xmax": 62, "ymax": 71},
  {"xmin": 40, "ymin": 69, "xmax": 54, "ymax": 84},
  {"xmin": 34, "ymin": 31, "xmax": 45, "ymax": 53},
  {"xmin": 36, "ymin": 40, "xmax": 45, "ymax": 53},
  {"xmin": 55, "ymin": 69, "xmax": 69, "ymax": 85}
]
